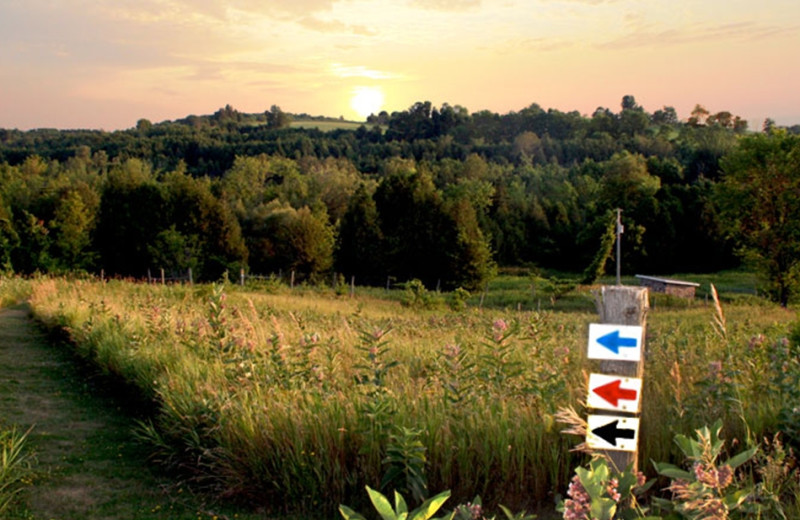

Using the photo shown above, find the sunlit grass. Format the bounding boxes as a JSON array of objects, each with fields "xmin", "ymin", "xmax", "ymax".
[{"xmin": 26, "ymin": 276, "xmax": 798, "ymax": 516}]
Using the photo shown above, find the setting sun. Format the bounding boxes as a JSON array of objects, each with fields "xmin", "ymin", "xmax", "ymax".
[{"xmin": 350, "ymin": 86, "xmax": 385, "ymax": 120}]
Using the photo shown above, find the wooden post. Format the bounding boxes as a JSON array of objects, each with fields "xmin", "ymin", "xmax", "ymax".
[
  {"xmin": 594, "ymin": 285, "xmax": 648, "ymax": 472},
  {"xmin": 615, "ymin": 208, "xmax": 623, "ymax": 286},
  {"xmin": 350, "ymin": 275, "xmax": 355, "ymax": 298},
  {"xmin": 147, "ymin": 268, "xmax": 152, "ymax": 284},
  {"xmin": 160, "ymin": 268, "xmax": 165, "ymax": 285},
  {"xmin": 188, "ymin": 268, "xmax": 193, "ymax": 285},
  {"xmin": 100, "ymin": 269, "xmax": 105, "ymax": 283},
  {"xmin": 290, "ymin": 270, "xmax": 295, "ymax": 289},
  {"xmin": 240, "ymin": 268, "xmax": 245, "ymax": 286}
]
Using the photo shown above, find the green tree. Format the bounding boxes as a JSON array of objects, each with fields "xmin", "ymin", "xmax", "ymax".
[
  {"xmin": 266, "ymin": 105, "xmax": 291, "ymax": 129},
  {"xmin": 0, "ymin": 203, "xmax": 19, "ymax": 271},
  {"xmin": 161, "ymin": 168, "xmax": 248, "ymax": 280},
  {"xmin": 94, "ymin": 159, "xmax": 165, "ymax": 276},
  {"xmin": 336, "ymin": 184, "xmax": 384, "ymax": 283},
  {"xmin": 49, "ymin": 188, "xmax": 95, "ymax": 270},
  {"xmin": 717, "ymin": 130, "xmax": 800, "ymax": 306},
  {"xmin": 246, "ymin": 201, "xmax": 333, "ymax": 281}
]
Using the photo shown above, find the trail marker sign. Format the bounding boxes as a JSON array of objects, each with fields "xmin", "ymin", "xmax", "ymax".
[
  {"xmin": 587, "ymin": 373, "xmax": 642, "ymax": 413},
  {"xmin": 586, "ymin": 415, "xmax": 640, "ymax": 452},
  {"xmin": 587, "ymin": 323, "xmax": 643, "ymax": 362}
]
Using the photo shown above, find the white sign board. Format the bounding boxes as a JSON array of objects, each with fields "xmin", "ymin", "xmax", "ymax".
[
  {"xmin": 587, "ymin": 373, "xmax": 642, "ymax": 413},
  {"xmin": 587, "ymin": 323, "xmax": 643, "ymax": 362},
  {"xmin": 586, "ymin": 415, "xmax": 640, "ymax": 452}
]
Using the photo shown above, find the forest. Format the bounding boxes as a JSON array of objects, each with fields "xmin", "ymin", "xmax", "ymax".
[{"xmin": 1, "ymin": 96, "xmax": 798, "ymax": 296}]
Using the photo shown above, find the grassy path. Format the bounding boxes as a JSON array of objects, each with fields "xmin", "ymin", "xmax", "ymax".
[{"xmin": 0, "ymin": 305, "xmax": 261, "ymax": 520}]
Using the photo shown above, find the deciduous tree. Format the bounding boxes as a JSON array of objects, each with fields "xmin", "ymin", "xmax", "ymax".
[{"xmin": 717, "ymin": 130, "xmax": 800, "ymax": 306}]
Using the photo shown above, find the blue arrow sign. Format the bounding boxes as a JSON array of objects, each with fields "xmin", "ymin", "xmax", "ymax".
[
  {"xmin": 597, "ymin": 330, "xmax": 637, "ymax": 354},
  {"xmin": 587, "ymin": 323, "xmax": 643, "ymax": 361}
]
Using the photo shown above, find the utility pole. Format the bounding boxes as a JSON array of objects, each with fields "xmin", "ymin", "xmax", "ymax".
[{"xmin": 616, "ymin": 208, "xmax": 623, "ymax": 286}]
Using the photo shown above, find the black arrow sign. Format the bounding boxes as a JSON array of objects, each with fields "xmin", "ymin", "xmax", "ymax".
[{"xmin": 592, "ymin": 419, "xmax": 636, "ymax": 447}]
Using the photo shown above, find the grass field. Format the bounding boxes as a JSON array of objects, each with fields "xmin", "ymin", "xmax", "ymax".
[
  {"xmin": 289, "ymin": 119, "xmax": 367, "ymax": 131},
  {"xmin": 11, "ymin": 271, "xmax": 797, "ymax": 518}
]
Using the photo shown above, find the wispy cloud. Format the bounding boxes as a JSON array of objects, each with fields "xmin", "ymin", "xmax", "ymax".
[
  {"xmin": 298, "ymin": 16, "xmax": 376, "ymax": 36},
  {"xmin": 330, "ymin": 63, "xmax": 396, "ymax": 80},
  {"xmin": 407, "ymin": 0, "xmax": 482, "ymax": 11},
  {"xmin": 599, "ymin": 20, "xmax": 798, "ymax": 49}
]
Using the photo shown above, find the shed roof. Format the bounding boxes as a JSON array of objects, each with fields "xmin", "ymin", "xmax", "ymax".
[{"xmin": 635, "ymin": 274, "xmax": 700, "ymax": 287}]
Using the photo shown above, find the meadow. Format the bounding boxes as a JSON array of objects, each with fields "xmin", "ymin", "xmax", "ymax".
[{"xmin": 5, "ymin": 274, "xmax": 800, "ymax": 517}]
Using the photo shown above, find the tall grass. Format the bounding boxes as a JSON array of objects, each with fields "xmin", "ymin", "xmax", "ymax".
[
  {"xmin": 0, "ymin": 276, "xmax": 30, "ymax": 309},
  {"xmin": 0, "ymin": 425, "xmax": 33, "ymax": 515},
  {"xmin": 27, "ymin": 277, "xmax": 798, "ymax": 516}
]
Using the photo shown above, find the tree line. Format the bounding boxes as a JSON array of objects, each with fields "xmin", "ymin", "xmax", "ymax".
[{"xmin": 1, "ymin": 96, "xmax": 798, "ymax": 300}]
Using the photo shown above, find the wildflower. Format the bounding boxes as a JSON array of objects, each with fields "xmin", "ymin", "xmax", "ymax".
[
  {"xmin": 455, "ymin": 501, "xmax": 483, "ymax": 520},
  {"xmin": 563, "ymin": 474, "xmax": 591, "ymax": 520},
  {"xmin": 492, "ymin": 319, "xmax": 508, "ymax": 341},
  {"xmin": 443, "ymin": 343, "xmax": 461, "ymax": 357},
  {"xmin": 606, "ymin": 477, "xmax": 621, "ymax": 502},
  {"xmin": 716, "ymin": 465, "xmax": 733, "ymax": 489}
]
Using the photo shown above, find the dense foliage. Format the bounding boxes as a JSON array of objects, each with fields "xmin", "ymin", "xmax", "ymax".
[{"xmin": 1, "ymin": 97, "xmax": 796, "ymax": 290}]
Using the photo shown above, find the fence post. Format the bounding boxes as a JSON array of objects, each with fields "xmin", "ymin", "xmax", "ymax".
[
  {"xmin": 147, "ymin": 268, "xmax": 152, "ymax": 284},
  {"xmin": 240, "ymin": 268, "xmax": 245, "ymax": 286},
  {"xmin": 591, "ymin": 285, "xmax": 648, "ymax": 473},
  {"xmin": 160, "ymin": 268, "xmax": 165, "ymax": 285},
  {"xmin": 100, "ymin": 269, "xmax": 105, "ymax": 283},
  {"xmin": 290, "ymin": 270, "xmax": 295, "ymax": 289},
  {"xmin": 188, "ymin": 268, "xmax": 193, "ymax": 285},
  {"xmin": 350, "ymin": 275, "xmax": 355, "ymax": 297}
]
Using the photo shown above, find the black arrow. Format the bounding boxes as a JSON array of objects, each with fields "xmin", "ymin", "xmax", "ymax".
[{"xmin": 592, "ymin": 419, "xmax": 635, "ymax": 446}]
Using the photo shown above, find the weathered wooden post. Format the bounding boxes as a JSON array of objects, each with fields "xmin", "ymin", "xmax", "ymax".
[
  {"xmin": 585, "ymin": 285, "xmax": 648, "ymax": 473},
  {"xmin": 290, "ymin": 270, "xmax": 295, "ymax": 289},
  {"xmin": 160, "ymin": 268, "xmax": 165, "ymax": 285},
  {"xmin": 240, "ymin": 268, "xmax": 245, "ymax": 286},
  {"xmin": 188, "ymin": 267, "xmax": 193, "ymax": 285},
  {"xmin": 147, "ymin": 268, "xmax": 152, "ymax": 284},
  {"xmin": 350, "ymin": 275, "xmax": 355, "ymax": 297}
]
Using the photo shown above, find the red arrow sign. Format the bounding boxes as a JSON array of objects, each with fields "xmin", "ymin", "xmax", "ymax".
[{"xmin": 592, "ymin": 379, "xmax": 638, "ymax": 407}]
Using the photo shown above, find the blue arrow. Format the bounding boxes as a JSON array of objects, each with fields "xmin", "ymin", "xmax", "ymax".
[{"xmin": 597, "ymin": 330, "xmax": 638, "ymax": 354}]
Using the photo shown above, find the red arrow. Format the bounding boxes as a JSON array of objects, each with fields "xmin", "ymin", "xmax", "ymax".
[{"xmin": 592, "ymin": 379, "xmax": 637, "ymax": 407}]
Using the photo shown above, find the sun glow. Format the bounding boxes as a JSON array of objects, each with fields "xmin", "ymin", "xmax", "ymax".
[{"xmin": 350, "ymin": 86, "xmax": 385, "ymax": 120}]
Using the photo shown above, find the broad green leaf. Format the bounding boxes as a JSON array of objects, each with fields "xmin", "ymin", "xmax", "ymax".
[
  {"xmin": 339, "ymin": 505, "xmax": 368, "ymax": 520},
  {"xmin": 589, "ymin": 496, "xmax": 616, "ymax": 520},
  {"xmin": 726, "ymin": 446, "xmax": 757, "ymax": 469},
  {"xmin": 409, "ymin": 490, "xmax": 450, "ymax": 520},
  {"xmin": 367, "ymin": 486, "xmax": 398, "ymax": 520},
  {"xmin": 723, "ymin": 489, "xmax": 750, "ymax": 509},
  {"xmin": 395, "ymin": 491, "xmax": 408, "ymax": 516},
  {"xmin": 654, "ymin": 462, "xmax": 691, "ymax": 480}
]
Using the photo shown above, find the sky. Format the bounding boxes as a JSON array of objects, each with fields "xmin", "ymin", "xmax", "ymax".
[{"xmin": 1, "ymin": 0, "xmax": 799, "ymax": 131}]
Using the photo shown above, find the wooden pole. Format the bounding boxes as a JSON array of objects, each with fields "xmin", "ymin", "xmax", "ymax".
[
  {"xmin": 240, "ymin": 268, "xmax": 245, "ymax": 286},
  {"xmin": 350, "ymin": 275, "xmax": 355, "ymax": 297},
  {"xmin": 290, "ymin": 270, "xmax": 295, "ymax": 289},
  {"xmin": 188, "ymin": 267, "xmax": 193, "ymax": 285},
  {"xmin": 147, "ymin": 268, "xmax": 152, "ymax": 284},
  {"xmin": 616, "ymin": 208, "xmax": 623, "ymax": 286},
  {"xmin": 160, "ymin": 268, "xmax": 165, "ymax": 285},
  {"xmin": 594, "ymin": 285, "xmax": 648, "ymax": 472}
]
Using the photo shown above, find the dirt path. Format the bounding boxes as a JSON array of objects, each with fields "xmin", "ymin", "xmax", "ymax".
[{"xmin": 0, "ymin": 305, "xmax": 260, "ymax": 520}]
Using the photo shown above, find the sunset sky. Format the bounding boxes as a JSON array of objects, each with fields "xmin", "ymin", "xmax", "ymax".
[{"xmin": 1, "ymin": 0, "xmax": 799, "ymax": 131}]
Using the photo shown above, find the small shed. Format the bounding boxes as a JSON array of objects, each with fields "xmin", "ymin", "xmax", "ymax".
[{"xmin": 635, "ymin": 275, "xmax": 700, "ymax": 299}]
